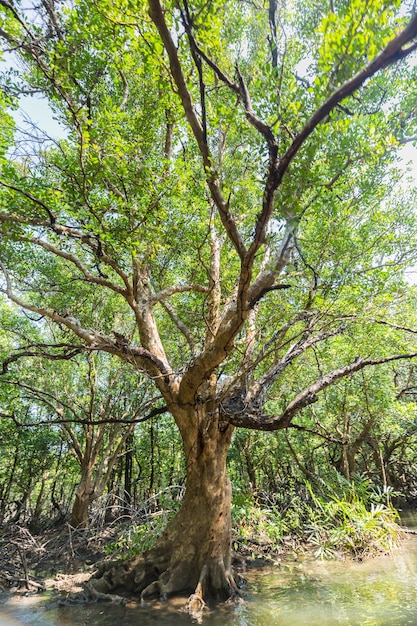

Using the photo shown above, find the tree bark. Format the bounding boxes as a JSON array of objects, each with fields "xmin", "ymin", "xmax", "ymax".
[
  {"xmin": 70, "ymin": 474, "xmax": 95, "ymax": 528},
  {"xmin": 90, "ymin": 408, "xmax": 237, "ymax": 607}
]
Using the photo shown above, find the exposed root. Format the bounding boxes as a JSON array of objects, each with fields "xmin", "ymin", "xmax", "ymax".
[
  {"xmin": 58, "ymin": 579, "xmax": 126, "ymax": 606},
  {"xmin": 140, "ymin": 579, "xmax": 168, "ymax": 605},
  {"xmin": 226, "ymin": 571, "xmax": 242, "ymax": 599},
  {"xmin": 85, "ymin": 580, "xmax": 126, "ymax": 604},
  {"xmin": 183, "ymin": 558, "xmax": 243, "ymax": 618},
  {"xmin": 186, "ymin": 592, "xmax": 206, "ymax": 621},
  {"xmin": 186, "ymin": 564, "xmax": 207, "ymax": 621}
]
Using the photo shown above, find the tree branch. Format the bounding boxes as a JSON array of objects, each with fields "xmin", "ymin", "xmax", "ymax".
[
  {"xmin": 288, "ymin": 422, "xmax": 346, "ymax": 445},
  {"xmin": 0, "ymin": 346, "xmax": 84, "ymax": 375},
  {"xmin": 152, "ymin": 283, "xmax": 209, "ymax": 303},
  {"xmin": 18, "ymin": 233, "xmax": 128, "ymax": 296},
  {"xmin": 371, "ymin": 319, "xmax": 417, "ymax": 335},
  {"xmin": 0, "ymin": 181, "xmax": 132, "ymax": 293},
  {"xmin": 160, "ymin": 301, "xmax": 197, "ymax": 356},
  {"xmin": 0, "ymin": 265, "xmax": 171, "ymax": 382},
  {"xmin": 247, "ymin": 323, "xmax": 346, "ymax": 404},
  {"xmin": 2, "ymin": 404, "xmax": 168, "ymax": 428},
  {"xmin": 276, "ymin": 15, "xmax": 417, "ymax": 182},
  {"xmin": 241, "ymin": 13, "xmax": 417, "ymax": 289},
  {"xmin": 235, "ymin": 64, "xmax": 277, "ymax": 147},
  {"xmin": 230, "ymin": 352, "xmax": 417, "ymax": 430},
  {"xmin": 148, "ymin": 0, "xmax": 247, "ymax": 260}
]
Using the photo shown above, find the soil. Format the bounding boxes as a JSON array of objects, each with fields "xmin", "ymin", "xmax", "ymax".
[
  {"xmin": 0, "ymin": 521, "xmax": 291, "ymax": 606},
  {"xmin": 0, "ymin": 522, "xmax": 125, "ymax": 599}
]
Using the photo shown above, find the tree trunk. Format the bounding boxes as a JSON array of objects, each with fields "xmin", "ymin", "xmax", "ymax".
[
  {"xmin": 89, "ymin": 411, "xmax": 237, "ymax": 608},
  {"xmin": 29, "ymin": 470, "xmax": 49, "ymax": 533},
  {"xmin": 123, "ymin": 435, "xmax": 133, "ymax": 515},
  {"xmin": 71, "ymin": 490, "xmax": 91, "ymax": 529},
  {"xmin": 71, "ymin": 472, "xmax": 95, "ymax": 528}
]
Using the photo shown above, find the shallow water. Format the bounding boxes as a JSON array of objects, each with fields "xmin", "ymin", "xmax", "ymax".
[
  {"xmin": 2, "ymin": 518, "xmax": 417, "ymax": 626},
  {"xmin": 245, "ymin": 544, "xmax": 417, "ymax": 625}
]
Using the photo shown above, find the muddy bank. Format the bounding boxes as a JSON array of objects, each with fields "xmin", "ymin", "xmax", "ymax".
[
  {"xmin": 0, "ymin": 521, "xmax": 290, "ymax": 605},
  {"xmin": 1, "ymin": 514, "xmax": 410, "ymax": 613},
  {"xmin": 0, "ymin": 523, "xmax": 121, "ymax": 598}
]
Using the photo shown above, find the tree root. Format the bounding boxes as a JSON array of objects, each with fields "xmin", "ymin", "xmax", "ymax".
[
  {"xmin": 58, "ymin": 579, "xmax": 126, "ymax": 606},
  {"xmin": 186, "ymin": 593, "xmax": 206, "ymax": 620},
  {"xmin": 72, "ymin": 532, "xmax": 243, "ymax": 615},
  {"xmin": 185, "ymin": 564, "xmax": 207, "ymax": 621},
  {"xmin": 226, "ymin": 571, "xmax": 242, "ymax": 598},
  {"xmin": 140, "ymin": 579, "xmax": 168, "ymax": 605},
  {"xmin": 85, "ymin": 580, "xmax": 126, "ymax": 604},
  {"xmin": 184, "ymin": 560, "xmax": 243, "ymax": 619}
]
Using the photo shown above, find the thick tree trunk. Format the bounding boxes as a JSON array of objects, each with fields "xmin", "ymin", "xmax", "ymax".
[
  {"xmin": 338, "ymin": 445, "xmax": 357, "ymax": 481},
  {"xmin": 71, "ymin": 470, "xmax": 103, "ymax": 528},
  {"xmin": 71, "ymin": 478, "xmax": 93, "ymax": 528},
  {"xmin": 71, "ymin": 491, "xmax": 91, "ymax": 529},
  {"xmin": 89, "ymin": 414, "xmax": 237, "ymax": 609}
]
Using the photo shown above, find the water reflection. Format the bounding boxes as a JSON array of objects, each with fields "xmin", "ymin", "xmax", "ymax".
[
  {"xmin": 2, "ymin": 536, "xmax": 417, "ymax": 626},
  {"xmin": 244, "ymin": 543, "xmax": 417, "ymax": 625}
]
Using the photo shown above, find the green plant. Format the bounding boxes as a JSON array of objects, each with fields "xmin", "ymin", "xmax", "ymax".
[
  {"xmin": 302, "ymin": 482, "xmax": 403, "ymax": 559},
  {"xmin": 232, "ymin": 493, "xmax": 288, "ymax": 552},
  {"xmin": 105, "ymin": 515, "xmax": 168, "ymax": 558}
]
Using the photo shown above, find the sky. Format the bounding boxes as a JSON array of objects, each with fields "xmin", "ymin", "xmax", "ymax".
[
  {"xmin": 400, "ymin": 142, "xmax": 417, "ymax": 175},
  {"xmin": 14, "ymin": 94, "xmax": 66, "ymax": 140}
]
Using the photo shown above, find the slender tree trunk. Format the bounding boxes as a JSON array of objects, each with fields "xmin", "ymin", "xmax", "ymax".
[
  {"xmin": 0, "ymin": 443, "xmax": 19, "ymax": 524},
  {"xmin": 90, "ymin": 407, "xmax": 237, "ymax": 607},
  {"xmin": 29, "ymin": 470, "xmax": 49, "ymax": 533},
  {"xmin": 124, "ymin": 435, "xmax": 133, "ymax": 515},
  {"xmin": 237, "ymin": 433, "xmax": 257, "ymax": 489},
  {"xmin": 149, "ymin": 420, "xmax": 155, "ymax": 494}
]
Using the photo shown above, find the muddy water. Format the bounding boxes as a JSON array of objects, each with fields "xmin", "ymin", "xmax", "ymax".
[{"xmin": 2, "ymin": 521, "xmax": 417, "ymax": 626}]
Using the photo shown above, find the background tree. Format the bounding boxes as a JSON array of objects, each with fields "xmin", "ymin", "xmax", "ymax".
[
  {"xmin": 2, "ymin": 352, "xmax": 163, "ymax": 528},
  {"xmin": 0, "ymin": 0, "xmax": 417, "ymax": 608}
]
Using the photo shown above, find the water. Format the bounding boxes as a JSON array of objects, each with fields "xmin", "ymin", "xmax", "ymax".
[
  {"xmin": 2, "ymin": 528, "xmax": 417, "ymax": 625},
  {"xmin": 245, "ymin": 546, "xmax": 417, "ymax": 625}
]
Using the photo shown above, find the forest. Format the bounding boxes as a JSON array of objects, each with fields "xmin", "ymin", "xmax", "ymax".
[{"xmin": 0, "ymin": 0, "xmax": 417, "ymax": 618}]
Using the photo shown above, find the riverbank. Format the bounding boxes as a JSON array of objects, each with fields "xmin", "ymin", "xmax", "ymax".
[
  {"xmin": 1, "ymin": 526, "xmax": 417, "ymax": 626},
  {"xmin": 0, "ymin": 521, "xmax": 279, "ymax": 600},
  {"xmin": 0, "ymin": 522, "xmax": 121, "ymax": 598},
  {"xmin": 0, "ymin": 509, "xmax": 409, "ymax": 604}
]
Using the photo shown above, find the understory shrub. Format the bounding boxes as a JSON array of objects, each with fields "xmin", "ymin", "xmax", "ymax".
[
  {"xmin": 231, "ymin": 478, "xmax": 403, "ymax": 560},
  {"xmin": 302, "ymin": 482, "xmax": 403, "ymax": 559},
  {"xmin": 232, "ymin": 491, "xmax": 288, "ymax": 554}
]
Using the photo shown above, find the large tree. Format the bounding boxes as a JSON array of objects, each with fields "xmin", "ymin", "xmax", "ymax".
[{"xmin": 1, "ymin": 0, "xmax": 417, "ymax": 609}]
